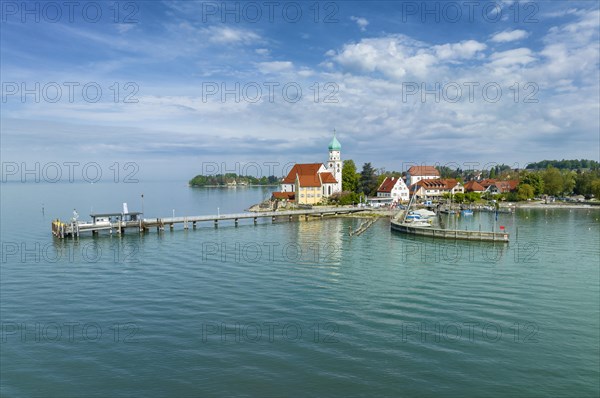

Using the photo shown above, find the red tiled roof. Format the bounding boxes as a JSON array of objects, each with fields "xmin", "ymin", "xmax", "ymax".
[
  {"xmin": 415, "ymin": 178, "xmax": 460, "ymax": 190},
  {"xmin": 282, "ymin": 163, "xmax": 323, "ymax": 184},
  {"xmin": 378, "ymin": 177, "xmax": 399, "ymax": 193},
  {"xmin": 408, "ymin": 166, "xmax": 440, "ymax": 177},
  {"xmin": 272, "ymin": 192, "xmax": 295, "ymax": 200},
  {"xmin": 479, "ymin": 179, "xmax": 496, "ymax": 188},
  {"xmin": 464, "ymin": 180, "xmax": 485, "ymax": 192},
  {"xmin": 320, "ymin": 172, "xmax": 337, "ymax": 184},
  {"xmin": 282, "ymin": 163, "xmax": 337, "ymax": 187},
  {"xmin": 490, "ymin": 180, "xmax": 519, "ymax": 192}
]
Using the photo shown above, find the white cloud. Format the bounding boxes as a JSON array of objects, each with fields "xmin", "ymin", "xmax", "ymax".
[
  {"xmin": 202, "ymin": 26, "xmax": 261, "ymax": 45},
  {"xmin": 433, "ymin": 40, "xmax": 487, "ymax": 60},
  {"xmin": 350, "ymin": 16, "xmax": 369, "ymax": 31},
  {"xmin": 490, "ymin": 29, "xmax": 530, "ymax": 43},
  {"xmin": 328, "ymin": 36, "xmax": 485, "ymax": 80},
  {"xmin": 488, "ymin": 48, "xmax": 536, "ymax": 67},
  {"xmin": 256, "ymin": 61, "xmax": 294, "ymax": 74}
]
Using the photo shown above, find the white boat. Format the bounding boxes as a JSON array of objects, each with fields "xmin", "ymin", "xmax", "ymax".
[{"xmin": 412, "ymin": 209, "xmax": 436, "ymax": 219}]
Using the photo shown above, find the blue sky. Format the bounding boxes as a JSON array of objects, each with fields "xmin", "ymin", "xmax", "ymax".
[{"xmin": 1, "ymin": 1, "xmax": 599, "ymax": 180}]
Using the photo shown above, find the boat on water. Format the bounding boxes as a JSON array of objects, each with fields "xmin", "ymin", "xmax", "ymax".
[
  {"xmin": 461, "ymin": 209, "xmax": 473, "ymax": 216},
  {"xmin": 391, "ymin": 187, "xmax": 509, "ymax": 242}
]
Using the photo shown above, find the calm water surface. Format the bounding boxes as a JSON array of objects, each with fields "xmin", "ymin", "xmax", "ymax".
[{"xmin": 1, "ymin": 181, "xmax": 599, "ymax": 397}]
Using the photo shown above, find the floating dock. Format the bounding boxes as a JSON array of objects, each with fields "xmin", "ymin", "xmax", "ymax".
[{"xmin": 52, "ymin": 207, "xmax": 367, "ymax": 239}]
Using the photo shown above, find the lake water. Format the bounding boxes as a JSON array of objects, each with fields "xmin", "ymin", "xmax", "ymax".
[{"xmin": 1, "ymin": 181, "xmax": 599, "ymax": 397}]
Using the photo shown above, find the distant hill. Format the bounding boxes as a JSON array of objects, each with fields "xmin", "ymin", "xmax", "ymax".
[{"xmin": 525, "ymin": 159, "xmax": 599, "ymax": 170}]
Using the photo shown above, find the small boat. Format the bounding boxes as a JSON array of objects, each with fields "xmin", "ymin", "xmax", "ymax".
[
  {"xmin": 412, "ymin": 209, "xmax": 436, "ymax": 219},
  {"xmin": 461, "ymin": 209, "xmax": 473, "ymax": 216}
]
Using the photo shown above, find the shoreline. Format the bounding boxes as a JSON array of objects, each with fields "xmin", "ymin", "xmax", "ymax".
[{"xmin": 513, "ymin": 202, "xmax": 600, "ymax": 209}]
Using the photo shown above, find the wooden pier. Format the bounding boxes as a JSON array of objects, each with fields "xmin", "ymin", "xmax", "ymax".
[{"xmin": 52, "ymin": 207, "xmax": 367, "ymax": 239}]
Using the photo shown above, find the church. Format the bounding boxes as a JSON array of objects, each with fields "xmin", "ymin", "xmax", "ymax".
[{"xmin": 272, "ymin": 133, "xmax": 343, "ymax": 205}]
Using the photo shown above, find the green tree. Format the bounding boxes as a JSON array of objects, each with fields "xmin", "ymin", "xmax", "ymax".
[
  {"xmin": 517, "ymin": 184, "xmax": 534, "ymax": 201},
  {"xmin": 520, "ymin": 171, "xmax": 544, "ymax": 196},
  {"xmin": 543, "ymin": 167, "xmax": 563, "ymax": 196},
  {"xmin": 453, "ymin": 192, "xmax": 465, "ymax": 203},
  {"xmin": 592, "ymin": 180, "xmax": 600, "ymax": 200},
  {"xmin": 342, "ymin": 160, "xmax": 359, "ymax": 193},
  {"xmin": 359, "ymin": 163, "xmax": 378, "ymax": 196},
  {"xmin": 464, "ymin": 192, "xmax": 481, "ymax": 203},
  {"xmin": 561, "ymin": 170, "xmax": 576, "ymax": 195}
]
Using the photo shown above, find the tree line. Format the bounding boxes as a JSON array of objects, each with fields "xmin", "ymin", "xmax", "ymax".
[
  {"xmin": 190, "ymin": 173, "xmax": 279, "ymax": 186},
  {"xmin": 330, "ymin": 159, "xmax": 600, "ymax": 204}
]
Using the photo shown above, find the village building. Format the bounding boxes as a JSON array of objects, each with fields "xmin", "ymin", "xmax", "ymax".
[
  {"xmin": 377, "ymin": 176, "xmax": 410, "ymax": 203},
  {"xmin": 485, "ymin": 180, "xmax": 519, "ymax": 194},
  {"xmin": 463, "ymin": 180, "xmax": 486, "ymax": 193},
  {"xmin": 410, "ymin": 178, "xmax": 464, "ymax": 199},
  {"xmin": 272, "ymin": 133, "xmax": 342, "ymax": 205},
  {"xmin": 405, "ymin": 165, "xmax": 440, "ymax": 186}
]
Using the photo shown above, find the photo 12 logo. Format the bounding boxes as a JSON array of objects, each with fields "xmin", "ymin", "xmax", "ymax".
[
  {"xmin": 201, "ymin": 81, "xmax": 339, "ymax": 104},
  {"xmin": 1, "ymin": 162, "xmax": 140, "ymax": 183},
  {"xmin": 200, "ymin": 321, "xmax": 339, "ymax": 343},
  {"xmin": 401, "ymin": 82, "xmax": 539, "ymax": 104},
  {"xmin": 1, "ymin": 1, "xmax": 139, "ymax": 24},
  {"xmin": 1, "ymin": 321, "xmax": 139, "ymax": 343},
  {"xmin": 1, "ymin": 82, "xmax": 139, "ymax": 103},
  {"xmin": 399, "ymin": 1, "xmax": 539, "ymax": 24},
  {"xmin": 199, "ymin": 1, "xmax": 340, "ymax": 23}
]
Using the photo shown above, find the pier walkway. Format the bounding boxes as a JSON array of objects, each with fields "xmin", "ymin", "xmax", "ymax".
[{"xmin": 52, "ymin": 207, "xmax": 367, "ymax": 238}]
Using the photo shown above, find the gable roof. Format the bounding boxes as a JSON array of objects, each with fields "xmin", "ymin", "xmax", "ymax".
[
  {"xmin": 464, "ymin": 180, "xmax": 486, "ymax": 192},
  {"xmin": 282, "ymin": 163, "xmax": 323, "ymax": 185},
  {"xmin": 407, "ymin": 166, "xmax": 440, "ymax": 177},
  {"xmin": 414, "ymin": 178, "xmax": 461, "ymax": 190},
  {"xmin": 378, "ymin": 176, "xmax": 403, "ymax": 193},
  {"xmin": 320, "ymin": 172, "xmax": 338, "ymax": 184},
  {"xmin": 479, "ymin": 179, "xmax": 496, "ymax": 188},
  {"xmin": 489, "ymin": 180, "xmax": 519, "ymax": 192},
  {"xmin": 282, "ymin": 163, "xmax": 338, "ymax": 188}
]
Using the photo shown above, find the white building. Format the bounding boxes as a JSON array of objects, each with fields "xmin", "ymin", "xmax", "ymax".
[
  {"xmin": 406, "ymin": 165, "xmax": 440, "ymax": 186},
  {"xmin": 377, "ymin": 176, "xmax": 410, "ymax": 202}
]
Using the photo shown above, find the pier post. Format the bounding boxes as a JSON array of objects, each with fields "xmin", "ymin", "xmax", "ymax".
[
  {"xmin": 184, "ymin": 217, "xmax": 189, "ymax": 230},
  {"xmin": 253, "ymin": 217, "xmax": 257, "ymax": 225},
  {"xmin": 272, "ymin": 216, "xmax": 276, "ymax": 222},
  {"xmin": 235, "ymin": 218, "xmax": 239, "ymax": 227},
  {"xmin": 169, "ymin": 223, "xmax": 173, "ymax": 230},
  {"xmin": 214, "ymin": 219, "xmax": 218, "ymax": 228},
  {"xmin": 305, "ymin": 215, "xmax": 308, "ymax": 221},
  {"xmin": 289, "ymin": 215, "xmax": 292, "ymax": 222},
  {"xmin": 193, "ymin": 221, "xmax": 197, "ymax": 229}
]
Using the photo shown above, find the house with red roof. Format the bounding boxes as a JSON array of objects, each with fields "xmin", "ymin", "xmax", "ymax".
[
  {"xmin": 410, "ymin": 178, "xmax": 464, "ymax": 199},
  {"xmin": 464, "ymin": 180, "xmax": 486, "ymax": 193},
  {"xmin": 486, "ymin": 180, "xmax": 519, "ymax": 194},
  {"xmin": 377, "ymin": 176, "xmax": 410, "ymax": 203},
  {"xmin": 406, "ymin": 165, "xmax": 440, "ymax": 186}
]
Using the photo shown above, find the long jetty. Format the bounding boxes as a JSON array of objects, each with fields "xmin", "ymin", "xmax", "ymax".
[{"xmin": 52, "ymin": 207, "xmax": 367, "ymax": 239}]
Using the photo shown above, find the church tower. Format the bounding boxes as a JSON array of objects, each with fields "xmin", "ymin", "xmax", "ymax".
[{"xmin": 327, "ymin": 130, "xmax": 342, "ymax": 193}]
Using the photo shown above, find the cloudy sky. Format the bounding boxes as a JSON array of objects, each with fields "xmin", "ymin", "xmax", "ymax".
[{"xmin": 1, "ymin": 1, "xmax": 599, "ymax": 179}]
